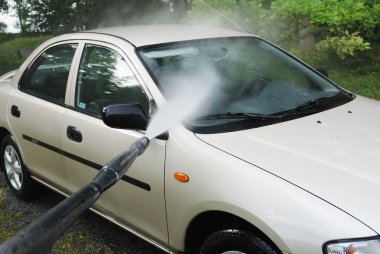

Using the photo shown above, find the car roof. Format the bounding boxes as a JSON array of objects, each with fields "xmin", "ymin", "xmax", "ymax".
[{"xmin": 86, "ymin": 25, "xmax": 253, "ymax": 47}]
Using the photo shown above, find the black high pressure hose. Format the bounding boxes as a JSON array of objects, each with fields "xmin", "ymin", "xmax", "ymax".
[{"xmin": 0, "ymin": 136, "xmax": 150, "ymax": 254}]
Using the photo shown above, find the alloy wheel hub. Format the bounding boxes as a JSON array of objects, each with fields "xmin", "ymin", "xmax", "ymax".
[{"xmin": 4, "ymin": 145, "xmax": 23, "ymax": 190}]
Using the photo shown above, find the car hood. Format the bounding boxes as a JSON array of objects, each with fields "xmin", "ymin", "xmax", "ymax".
[{"xmin": 196, "ymin": 96, "xmax": 380, "ymax": 233}]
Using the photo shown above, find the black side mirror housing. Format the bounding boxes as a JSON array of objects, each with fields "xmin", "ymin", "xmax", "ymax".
[{"xmin": 102, "ymin": 103, "xmax": 149, "ymax": 130}]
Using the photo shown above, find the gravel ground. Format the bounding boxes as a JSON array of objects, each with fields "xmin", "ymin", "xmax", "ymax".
[{"xmin": 0, "ymin": 174, "xmax": 166, "ymax": 254}]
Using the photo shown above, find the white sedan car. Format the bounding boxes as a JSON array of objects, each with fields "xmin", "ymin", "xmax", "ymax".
[{"xmin": 0, "ymin": 25, "xmax": 380, "ymax": 254}]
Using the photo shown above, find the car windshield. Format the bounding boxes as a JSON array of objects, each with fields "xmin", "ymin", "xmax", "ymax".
[{"xmin": 138, "ymin": 37, "xmax": 352, "ymax": 133}]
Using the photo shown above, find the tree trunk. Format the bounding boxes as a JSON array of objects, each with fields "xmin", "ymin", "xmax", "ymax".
[
  {"xmin": 14, "ymin": 0, "xmax": 26, "ymax": 34},
  {"xmin": 299, "ymin": 21, "xmax": 315, "ymax": 52}
]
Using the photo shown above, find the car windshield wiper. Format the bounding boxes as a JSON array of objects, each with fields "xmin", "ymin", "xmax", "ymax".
[
  {"xmin": 195, "ymin": 93, "xmax": 353, "ymax": 122},
  {"xmin": 280, "ymin": 92, "xmax": 353, "ymax": 118},
  {"xmin": 195, "ymin": 112, "xmax": 282, "ymax": 121}
]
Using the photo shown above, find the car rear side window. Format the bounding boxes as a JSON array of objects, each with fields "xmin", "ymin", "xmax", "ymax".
[
  {"xmin": 21, "ymin": 44, "xmax": 78, "ymax": 104},
  {"xmin": 75, "ymin": 44, "xmax": 149, "ymax": 116}
]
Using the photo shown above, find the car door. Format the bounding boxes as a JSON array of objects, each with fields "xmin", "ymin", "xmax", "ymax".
[
  {"xmin": 62, "ymin": 42, "xmax": 168, "ymax": 245},
  {"xmin": 7, "ymin": 43, "xmax": 79, "ymax": 190}
]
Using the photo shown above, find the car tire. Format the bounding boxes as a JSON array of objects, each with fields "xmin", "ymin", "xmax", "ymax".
[
  {"xmin": 1, "ymin": 134, "xmax": 36, "ymax": 200},
  {"xmin": 199, "ymin": 228, "xmax": 278, "ymax": 254}
]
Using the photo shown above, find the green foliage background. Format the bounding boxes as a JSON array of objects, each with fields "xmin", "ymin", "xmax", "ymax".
[
  {"xmin": 0, "ymin": 35, "xmax": 52, "ymax": 74},
  {"xmin": 187, "ymin": 0, "xmax": 380, "ymax": 99},
  {"xmin": 0, "ymin": 0, "xmax": 379, "ymax": 99}
]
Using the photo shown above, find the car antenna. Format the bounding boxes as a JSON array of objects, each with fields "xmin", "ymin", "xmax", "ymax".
[{"xmin": 199, "ymin": 0, "xmax": 247, "ymax": 32}]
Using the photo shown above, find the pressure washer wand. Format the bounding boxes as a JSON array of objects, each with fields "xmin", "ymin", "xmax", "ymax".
[
  {"xmin": 0, "ymin": 136, "xmax": 150, "ymax": 254},
  {"xmin": 93, "ymin": 136, "xmax": 150, "ymax": 193}
]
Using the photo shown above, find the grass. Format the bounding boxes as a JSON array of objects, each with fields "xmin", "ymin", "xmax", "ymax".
[
  {"xmin": 332, "ymin": 47, "xmax": 380, "ymax": 100},
  {"xmin": 330, "ymin": 70, "xmax": 380, "ymax": 100},
  {"xmin": 0, "ymin": 35, "xmax": 53, "ymax": 49},
  {"xmin": 0, "ymin": 202, "xmax": 111, "ymax": 253},
  {"xmin": 0, "ymin": 185, "xmax": 11, "ymax": 242},
  {"xmin": 52, "ymin": 222, "xmax": 113, "ymax": 254},
  {"xmin": 0, "ymin": 182, "xmax": 27, "ymax": 243},
  {"xmin": 0, "ymin": 186, "xmax": 6, "ymax": 208},
  {"xmin": 294, "ymin": 45, "xmax": 380, "ymax": 100},
  {"xmin": 0, "ymin": 180, "xmax": 112, "ymax": 253},
  {"xmin": 0, "ymin": 201, "xmax": 114, "ymax": 253},
  {"xmin": 0, "ymin": 204, "xmax": 25, "ymax": 242},
  {"xmin": 0, "ymin": 35, "xmax": 52, "ymax": 75},
  {"xmin": 0, "ymin": 213, "xmax": 17, "ymax": 242}
]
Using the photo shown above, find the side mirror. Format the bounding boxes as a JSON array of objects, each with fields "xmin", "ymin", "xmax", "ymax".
[{"xmin": 102, "ymin": 103, "xmax": 149, "ymax": 130}]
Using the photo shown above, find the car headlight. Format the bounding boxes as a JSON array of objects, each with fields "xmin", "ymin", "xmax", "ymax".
[{"xmin": 324, "ymin": 237, "xmax": 380, "ymax": 254}]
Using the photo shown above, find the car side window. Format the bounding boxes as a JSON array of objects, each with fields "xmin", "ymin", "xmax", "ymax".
[
  {"xmin": 76, "ymin": 44, "xmax": 149, "ymax": 116},
  {"xmin": 21, "ymin": 44, "xmax": 78, "ymax": 103}
]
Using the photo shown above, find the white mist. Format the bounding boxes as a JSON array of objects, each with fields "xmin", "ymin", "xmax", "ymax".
[{"xmin": 145, "ymin": 65, "xmax": 219, "ymax": 139}]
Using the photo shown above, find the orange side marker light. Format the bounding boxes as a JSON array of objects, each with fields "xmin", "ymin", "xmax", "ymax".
[{"xmin": 174, "ymin": 172, "xmax": 189, "ymax": 182}]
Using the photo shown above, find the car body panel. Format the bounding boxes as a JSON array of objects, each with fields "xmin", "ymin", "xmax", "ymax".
[
  {"xmin": 62, "ymin": 108, "xmax": 168, "ymax": 245},
  {"xmin": 59, "ymin": 37, "xmax": 169, "ymax": 245},
  {"xmin": 164, "ymin": 126, "xmax": 376, "ymax": 254},
  {"xmin": 196, "ymin": 96, "xmax": 380, "ymax": 234},
  {"xmin": 0, "ymin": 78, "xmax": 13, "ymax": 129},
  {"xmin": 6, "ymin": 89, "xmax": 68, "ymax": 190},
  {"xmin": 2, "ymin": 40, "xmax": 82, "ymax": 190},
  {"xmin": 91, "ymin": 25, "xmax": 251, "ymax": 47}
]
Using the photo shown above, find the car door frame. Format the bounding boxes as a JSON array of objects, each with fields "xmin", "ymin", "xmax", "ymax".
[
  {"xmin": 62, "ymin": 37, "xmax": 171, "ymax": 250},
  {"xmin": 66, "ymin": 39, "xmax": 155, "ymax": 108},
  {"xmin": 6, "ymin": 40, "xmax": 82, "ymax": 192}
]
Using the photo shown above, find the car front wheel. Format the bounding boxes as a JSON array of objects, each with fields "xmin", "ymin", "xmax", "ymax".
[
  {"xmin": 199, "ymin": 229, "xmax": 278, "ymax": 254},
  {"xmin": 1, "ymin": 134, "xmax": 36, "ymax": 200}
]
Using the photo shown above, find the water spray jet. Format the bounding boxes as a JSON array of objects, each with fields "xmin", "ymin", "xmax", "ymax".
[{"xmin": 0, "ymin": 58, "xmax": 218, "ymax": 252}]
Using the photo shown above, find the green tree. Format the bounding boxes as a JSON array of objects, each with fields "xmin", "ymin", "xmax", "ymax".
[
  {"xmin": 271, "ymin": 0, "xmax": 379, "ymax": 58},
  {"xmin": 0, "ymin": 0, "xmax": 8, "ymax": 12},
  {"xmin": 26, "ymin": 0, "xmax": 96, "ymax": 32},
  {"xmin": 14, "ymin": 0, "xmax": 30, "ymax": 34},
  {"xmin": 186, "ymin": 0, "xmax": 379, "ymax": 58},
  {"xmin": 0, "ymin": 22, "xmax": 7, "ymax": 33},
  {"xmin": 164, "ymin": 0, "xmax": 192, "ymax": 22},
  {"xmin": 22, "ymin": 0, "xmax": 190, "ymax": 32},
  {"xmin": 72, "ymin": 0, "xmax": 96, "ymax": 30},
  {"xmin": 186, "ymin": 0, "xmax": 284, "ymax": 43},
  {"xmin": 88, "ymin": 0, "xmax": 191, "ymax": 28}
]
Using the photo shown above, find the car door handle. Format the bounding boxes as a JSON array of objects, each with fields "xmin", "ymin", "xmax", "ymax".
[
  {"xmin": 67, "ymin": 126, "xmax": 82, "ymax": 143},
  {"xmin": 11, "ymin": 105, "xmax": 21, "ymax": 118}
]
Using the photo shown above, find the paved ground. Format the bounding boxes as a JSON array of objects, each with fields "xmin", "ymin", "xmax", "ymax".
[{"xmin": 0, "ymin": 174, "xmax": 166, "ymax": 254}]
